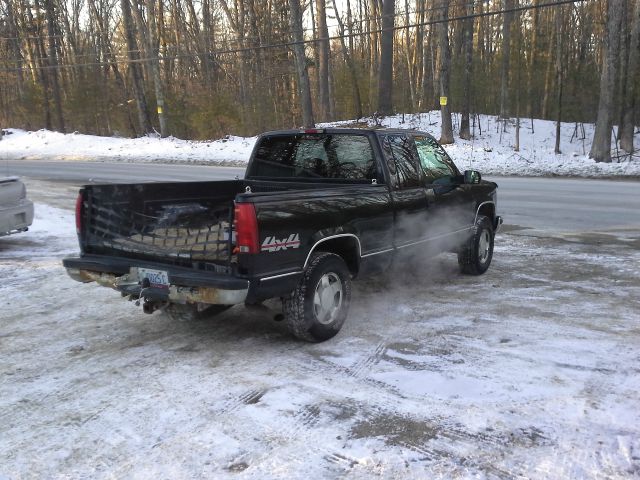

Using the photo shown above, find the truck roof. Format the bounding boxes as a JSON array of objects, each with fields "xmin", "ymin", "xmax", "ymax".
[{"xmin": 259, "ymin": 127, "xmax": 436, "ymax": 139}]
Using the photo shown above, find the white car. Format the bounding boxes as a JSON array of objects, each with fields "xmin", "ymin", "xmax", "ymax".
[{"xmin": 0, "ymin": 177, "xmax": 34, "ymax": 237}]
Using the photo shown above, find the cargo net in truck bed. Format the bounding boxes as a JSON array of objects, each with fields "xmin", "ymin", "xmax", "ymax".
[{"xmin": 86, "ymin": 201, "xmax": 235, "ymax": 269}]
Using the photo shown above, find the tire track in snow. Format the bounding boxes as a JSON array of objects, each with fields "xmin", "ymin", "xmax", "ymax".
[
  {"xmin": 215, "ymin": 388, "xmax": 266, "ymax": 415},
  {"xmin": 347, "ymin": 341, "xmax": 387, "ymax": 378}
]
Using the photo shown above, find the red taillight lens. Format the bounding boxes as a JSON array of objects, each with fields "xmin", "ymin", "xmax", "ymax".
[
  {"xmin": 234, "ymin": 202, "xmax": 259, "ymax": 254},
  {"xmin": 75, "ymin": 191, "xmax": 84, "ymax": 234}
]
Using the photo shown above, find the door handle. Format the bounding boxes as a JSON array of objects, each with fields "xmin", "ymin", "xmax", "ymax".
[{"xmin": 425, "ymin": 188, "xmax": 435, "ymax": 202}]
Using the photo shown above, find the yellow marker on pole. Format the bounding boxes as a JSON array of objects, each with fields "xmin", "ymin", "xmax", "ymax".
[
  {"xmin": 439, "ymin": 96, "xmax": 448, "ymax": 106},
  {"xmin": 157, "ymin": 106, "xmax": 163, "ymax": 114}
]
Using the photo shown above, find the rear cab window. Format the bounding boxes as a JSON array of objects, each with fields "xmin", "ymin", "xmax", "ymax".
[{"xmin": 247, "ymin": 133, "xmax": 378, "ymax": 181}]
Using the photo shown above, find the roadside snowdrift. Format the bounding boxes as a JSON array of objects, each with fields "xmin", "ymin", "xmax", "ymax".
[{"xmin": 1, "ymin": 112, "xmax": 638, "ymax": 177}]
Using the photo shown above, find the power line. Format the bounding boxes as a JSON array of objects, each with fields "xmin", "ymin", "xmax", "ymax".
[
  {"xmin": 0, "ymin": 0, "xmax": 481, "ymax": 42},
  {"xmin": 0, "ymin": 0, "xmax": 586, "ymax": 74}
]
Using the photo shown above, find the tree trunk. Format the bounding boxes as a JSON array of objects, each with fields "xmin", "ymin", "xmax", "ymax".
[
  {"xmin": 5, "ymin": 0, "xmax": 25, "ymax": 98},
  {"xmin": 554, "ymin": 6, "xmax": 563, "ymax": 154},
  {"xmin": 377, "ymin": 0, "xmax": 395, "ymax": 115},
  {"xmin": 620, "ymin": 0, "xmax": 640, "ymax": 152},
  {"xmin": 403, "ymin": 0, "xmax": 416, "ymax": 110},
  {"xmin": 414, "ymin": 0, "xmax": 425, "ymax": 109},
  {"xmin": 515, "ymin": 7, "xmax": 522, "ymax": 151},
  {"xmin": 459, "ymin": 0, "xmax": 474, "ymax": 140},
  {"xmin": 316, "ymin": 0, "xmax": 331, "ymax": 120},
  {"xmin": 288, "ymin": 0, "xmax": 315, "ymax": 127},
  {"xmin": 43, "ymin": 0, "xmax": 65, "ymax": 132},
  {"xmin": 500, "ymin": 0, "xmax": 514, "ymax": 120},
  {"xmin": 368, "ymin": 0, "xmax": 379, "ymax": 113},
  {"xmin": 219, "ymin": 0, "xmax": 250, "ymax": 128},
  {"xmin": 527, "ymin": 0, "xmax": 540, "ymax": 118},
  {"xmin": 332, "ymin": 0, "xmax": 363, "ymax": 119},
  {"xmin": 590, "ymin": 0, "xmax": 624, "ymax": 162},
  {"xmin": 146, "ymin": 0, "xmax": 168, "ymax": 137},
  {"xmin": 121, "ymin": 0, "xmax": 153, "ymax": 135},
  {"xmin": 436, "ymin": 0, "xmax": 453, "ymax": 144},
  {"xmin": 28, "ymin": 0, "xmax": 53, "ymax": 130}
]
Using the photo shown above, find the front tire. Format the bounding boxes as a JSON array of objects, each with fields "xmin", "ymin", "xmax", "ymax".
[
  {"xmin": 458, "ymin": 215, "xmax": 494, "ymax": 275},
  {"xmin": 282, "ymin": 252, "xmax": 352, "ymax": 342}
]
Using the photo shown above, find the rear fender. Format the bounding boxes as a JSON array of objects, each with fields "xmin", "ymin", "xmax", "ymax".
[{"xmin": 304, "ymin": 234, "xmax": 361, "ymax": 276}]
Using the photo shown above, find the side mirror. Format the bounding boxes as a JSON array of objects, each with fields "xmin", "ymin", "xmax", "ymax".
[{"xmin": 464, "ymin": 170, "xmax": 481, "ymax": 184}]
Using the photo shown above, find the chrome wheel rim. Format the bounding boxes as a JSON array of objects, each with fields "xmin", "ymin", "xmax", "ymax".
[
  {"xmin": 478, "ymin": 229, "xmax": 491, "ymax": 263},
  {"xmin": 313, "ymin": 272, "xmax": 343, "ymax": 325}
]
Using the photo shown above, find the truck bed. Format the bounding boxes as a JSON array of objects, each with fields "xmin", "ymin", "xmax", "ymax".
[{"xmin": 80, "ymin": 179, "xmax": 370, "ymax": 272}]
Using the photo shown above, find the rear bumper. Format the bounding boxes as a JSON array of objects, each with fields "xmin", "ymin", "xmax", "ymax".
[
  {"xmin": 0, "ymin": 199, "xmax": 34, "ymax": 237},
  {"xmin": 63, "ymin": 255, "xmax": 249, "ymax": 305}
]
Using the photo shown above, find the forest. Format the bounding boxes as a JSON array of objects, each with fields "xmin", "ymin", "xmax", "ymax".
[{"xmin": 0, "ymin": 0, "xmax": 638, "ymax": 162}]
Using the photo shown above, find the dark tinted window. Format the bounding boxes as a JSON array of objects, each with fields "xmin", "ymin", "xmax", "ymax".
[
  {"xmin": 414, "ymin": 136, "xmax": 459, "ymax": 183},
  {"xmin": 248, "ymin": 134, "xmax": 376, "ymax": 180},
  {"xmin": 383, "ymin": 134, "xmax": 422, "ymax": 188}
]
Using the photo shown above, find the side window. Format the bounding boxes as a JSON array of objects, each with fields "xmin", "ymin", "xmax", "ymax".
[
  {"xmin": 414, "ymin": 136, "xmax": 459, "ymax": 183},
  {"xmin": 250, "ymin": 134, "xmax": 376, "ymax": 180},
  {"xmin": 382, "ymin": 134, "xmax": 422, "ymax": 188}
]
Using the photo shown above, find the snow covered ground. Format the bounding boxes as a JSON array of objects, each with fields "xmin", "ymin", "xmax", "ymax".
[
  {"xmin": 1, "ymin": 196, "xmax": 639, "ymax": 478},
  {"xmin": 2, "ymin": 112, "xmax": 639, "ymax": 177}
]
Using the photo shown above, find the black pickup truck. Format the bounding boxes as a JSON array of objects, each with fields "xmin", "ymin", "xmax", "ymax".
[{"xmin": 64, "ymin": 128, "xmax": 502, "ymax": 342}]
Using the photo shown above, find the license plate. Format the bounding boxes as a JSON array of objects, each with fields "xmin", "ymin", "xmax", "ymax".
[{"xmin": 137, "ymin": 268, "xmax": 169, "ymax": 289}]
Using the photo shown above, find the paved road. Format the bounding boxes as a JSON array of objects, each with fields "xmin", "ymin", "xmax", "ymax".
[
  {"xmin": 3, "ymin": 160, "xmax": 639, "ymax": 233},
  {"xmin": 485, "ymin": 176, "xmax": 640, "ymax": 233},
  {"xmin": 1, "ymin": 160, "xmax": 245, "ymax": 183}
]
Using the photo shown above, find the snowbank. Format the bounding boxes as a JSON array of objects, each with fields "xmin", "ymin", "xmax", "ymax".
[
  {"xmin": 1, "ymin": 112, "xmax": 638, "ymax": 177},
  {"xmin": 0, "ymin": 129, "xmax": 256, "ymax": 165}
]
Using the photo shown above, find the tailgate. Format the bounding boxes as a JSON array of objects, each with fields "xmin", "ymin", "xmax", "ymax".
[{"xmin": 81, "ymin": 180, "xmax": 243, "ymax": 271}]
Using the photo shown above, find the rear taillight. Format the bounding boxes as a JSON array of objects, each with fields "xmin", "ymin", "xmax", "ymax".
[
  {"xmin": 234, "ymin": 202, "xmax": 259, "ymax": 254},
  {"xmin": 75, "ymin": 191, "xmax": 84, "ymax": 234}
]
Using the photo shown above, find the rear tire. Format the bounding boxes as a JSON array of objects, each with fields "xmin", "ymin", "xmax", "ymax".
[
  {"xmin": 282, "ymin": 252, "xmax": 351, "ymax": 342},
  {"xmin": 458, "ymin": 215, "xmax": 494, "ymax": 275},
  {"xmin": 164, "ymin": 303, "xmax": 232, "ymax": 322}
]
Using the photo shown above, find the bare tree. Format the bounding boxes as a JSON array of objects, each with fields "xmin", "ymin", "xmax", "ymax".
[
  {"xmin": 316, "ymin": 0, "xmax": 331, "ymax": 120},
  {"xmin": 459, "ymin": 0, "xmax": 474, "ymax": 140},
  {"xmin": 620, "ymin": 0, "xmax": 640, "ymax": 153},
  {"xmin": 288, "ymin": 0, "xmax": 315, "ymax": 127},
  {"xmin": 121, "ymin": 0, "xmax": 152, "ymax": 135},
  {"xmin": 590, "ymin": 0, "xmax": 624, "ymax": 162},
  {"xmin": 368, "ymin": 0, "xmax": 380, "ymax": 113},
  {"xmin": 554, "ymin": 6, "xmax": 563, "ymax": 154},
  {"xmin": 146, "ymin": 0, "xmax": 168, "ymax": 137},
  {"xmin": 500, "ymin": 0, "xmax": 514, "ymax": 121},
  {"xmin": 332, "ymin": 0, "xmax": 363, "ymax": 119},
  {"xmin": 377, "ymin": 0, "xmax": 395, "ymax": 115},
  {"xmin": 436, "ymin": 0, "xmax": 453, "ymax": 144}
]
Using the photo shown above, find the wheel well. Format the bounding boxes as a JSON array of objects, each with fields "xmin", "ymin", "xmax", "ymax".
[
  {"xmin": 477, "ymin": 203, "xmax": 495, "ymax": 222},
  {"xmin": 311, "ymin": 236, "xmax": 360, "ymax": 276}
]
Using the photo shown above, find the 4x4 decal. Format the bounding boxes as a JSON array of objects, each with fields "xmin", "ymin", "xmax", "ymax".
[{"xmin": 261, "ymin": 233, "xmax": 301, "ymax": 252}]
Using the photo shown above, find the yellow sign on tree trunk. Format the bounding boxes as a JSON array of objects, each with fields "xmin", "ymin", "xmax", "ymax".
[{"xmin": 439, "ymin": 96, "xmax": 448, "ymax": 106}]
